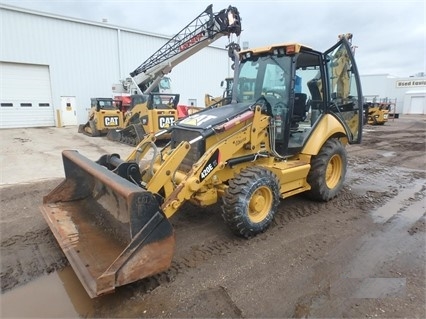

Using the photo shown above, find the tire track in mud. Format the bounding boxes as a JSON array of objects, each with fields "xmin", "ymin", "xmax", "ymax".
[
  {"xmin": 0, "ymin": 228, "xmax": 68, "ymax": 292},
  {"xmin": 3, "ymin": 139, "xmax": 423, "ymax": 298},
  {"xmin": 3, "ymin": 176, "xmax": 419, "ymax": 298},
  {"xmin": 364, "ymin": 129, "xmax": 425, "ymax": 148},
  {"xmin": 349, "ymin": 157, "xmax": 424, "ymax": 190},
  {"xmin": 130, "ymin": 164, "xmax": 425, "ymax": 295},
  {"xmin": 128, "ymin": 189, "xmax": 380, "ymax": 294}
]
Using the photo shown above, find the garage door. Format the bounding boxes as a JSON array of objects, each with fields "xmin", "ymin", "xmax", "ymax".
[
  {"xmin": 408, "ymin": 96, "xmax": 425, "ymax": 114},
  {"xmin": 0, "ymin": 62, "xmax": 54, "ymax": 128}
]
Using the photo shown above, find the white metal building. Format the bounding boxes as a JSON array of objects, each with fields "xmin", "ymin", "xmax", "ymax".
[
  {"xmin": 361, "ymin": 74, "xmax": 426, "ymax": 115},
  {"xmin": 0, "ymin": 4, "xmax": 232, "ymax": 128}
]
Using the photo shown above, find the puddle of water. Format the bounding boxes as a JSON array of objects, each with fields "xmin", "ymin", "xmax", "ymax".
[
  {"xmin": 372, "ymin": 180, "xmax": 425, "ymax": 224},
  {"xmin": 380, "ymin": 151, "xmax": 396, "ymax": 158},
  {"xmin": 331, "ymin": 277, "xmax": 406, "ymax": 299},
  {"xmin": 343, "ymin": 180, "xmax": 425, "ymax": 280},
  {"xmin": 1, "ymin": 267, "xmax": 94, "ymax": 318}
]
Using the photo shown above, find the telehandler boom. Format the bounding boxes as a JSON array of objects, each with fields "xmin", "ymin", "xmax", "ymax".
[
  {"xmin": 106, "ymin": 4, "xmax": 241, "ymax": 145},
  {"xmin": 40, "ymin": 33, "xmax": 363, "ymax": 298}
]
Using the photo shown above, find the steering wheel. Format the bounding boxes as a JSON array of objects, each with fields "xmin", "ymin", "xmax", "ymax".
[
  {"xmin": 254, "ymin": 96, "xmax": 272, "ymax": 115},
  {"xmin": 264, "ymin": 89, "xmax": 285, "ymax": 99},
  {"xmin": 262, "ymin": 90, "xmax": 284, "ymax": 113},
  {"xmin": 273, "ymin": 101, "xmax": 286, "ymax": 115}
]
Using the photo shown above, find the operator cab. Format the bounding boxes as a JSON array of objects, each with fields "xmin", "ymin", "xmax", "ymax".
[
  {"xmin": 235, "ymin": 37, "xmax": 362, "ymax": 157},
  {"xmin": 92, "ymin": 98, "xmax": 115, "ymax": 111},
  {"xmin": 148, "ymin": 93, "xmax": 180, "ymax": 110}
]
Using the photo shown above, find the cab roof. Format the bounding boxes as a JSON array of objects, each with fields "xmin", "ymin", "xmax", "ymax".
[{"xmin": 239, "ymin": 42, "xmax": 313, "ymax": 56}]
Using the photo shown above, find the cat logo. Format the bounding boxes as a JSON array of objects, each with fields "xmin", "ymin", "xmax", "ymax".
[
  {"xmin": 182, "ymin": 114, "xmax": 217, "ymax": 126},
  {"xmin": 159, "ymin": 116, "xmax": 175, "ymax": 128},
  {"xmin": 184, "ymin": 118, "xmax": 198, "ymax": 126},
  {"xmin": 104, "ymin": 116, "xmax": 120, "ymax": 127}
]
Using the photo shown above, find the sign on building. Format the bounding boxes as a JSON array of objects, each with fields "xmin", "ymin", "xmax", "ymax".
[{"xmin": 396, "ymin": 79, "xmax": 426, "ymax": 88}]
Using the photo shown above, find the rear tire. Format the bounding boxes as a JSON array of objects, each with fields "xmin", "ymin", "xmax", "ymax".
[
  {"xmin": 221, "ymin": 166, "xmax": 280, "ymax": 238},
  {"xmin": 306, "ymin": 138, "xmax": 347, "ymax": 201}
]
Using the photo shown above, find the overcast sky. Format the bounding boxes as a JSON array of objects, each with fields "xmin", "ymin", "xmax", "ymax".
[{"xmin": 2, "ymin": 0, "xmax": 425, "ymax": 77}]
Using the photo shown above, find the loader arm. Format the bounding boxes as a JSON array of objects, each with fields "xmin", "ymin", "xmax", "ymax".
[{"xmin": 142, "ymin": 104, "xmax": 271, "ymax": 218}]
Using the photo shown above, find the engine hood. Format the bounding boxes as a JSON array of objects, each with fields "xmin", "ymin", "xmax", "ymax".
[{"xmin": 176, "ymin": 102, "xmax": 253, "ymax": 132}]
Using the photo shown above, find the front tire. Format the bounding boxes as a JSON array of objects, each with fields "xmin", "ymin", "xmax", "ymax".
[
  {"xmin": 306, "ymin": 138, "xmax": 347, "ymax": 201},
  {"xmin": 221, "ymin": 167, "xmax": 280, "ymax": 238}
]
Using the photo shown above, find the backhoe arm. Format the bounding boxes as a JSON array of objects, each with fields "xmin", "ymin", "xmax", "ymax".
[{"xmin": 331, "ymin": 33, "xmax": 354, "ymax": 99}]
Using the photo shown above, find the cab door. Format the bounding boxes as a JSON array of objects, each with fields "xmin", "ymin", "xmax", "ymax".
[{"xmin": 324, "ymin": 35, "xmax": 363, "ymax": 144}]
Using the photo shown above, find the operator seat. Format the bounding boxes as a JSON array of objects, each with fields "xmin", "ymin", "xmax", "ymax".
[
  {"xmin": 307, "ymin": 78, "xmax": 323, "ymax": 125},
  {"xmin": 291, "ymin": 93, "xmax": 308, "ymax": 129},
  {"xmin": 307, "ymin": 78, "xmax": 322, "ymax": 109}
]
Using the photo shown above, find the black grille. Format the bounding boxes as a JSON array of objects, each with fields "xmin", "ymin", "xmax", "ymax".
[{"xmin": 171, "ymin": 128, "xmax": 205, "ymax": 172}]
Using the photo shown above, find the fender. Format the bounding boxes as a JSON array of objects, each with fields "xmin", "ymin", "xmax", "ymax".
[{"xmin": 302, "ymin": 114, "xmax": 348, "ymax": 155}]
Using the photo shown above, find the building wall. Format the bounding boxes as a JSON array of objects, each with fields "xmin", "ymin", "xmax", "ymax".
[
  {"xmin": 0, "ymin": 5, "xmax": 231, "ymax": 126},
  {"xmin": 361, "ymin": 74, "xmax": 426, "ymax": 114},
  {"xmin": 394, "ymin": 79, "xmax": 426, "ymax": 114}
]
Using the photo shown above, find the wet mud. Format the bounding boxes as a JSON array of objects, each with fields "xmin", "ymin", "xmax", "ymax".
[{"xmin": 1, "ymin": 116, "xmax": 425, "ymax": 318}]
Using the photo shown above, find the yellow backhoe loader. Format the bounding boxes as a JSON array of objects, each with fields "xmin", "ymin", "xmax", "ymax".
[{"xmin": 40, "ymin": 33, "xmax": 363, "ymax": 298}]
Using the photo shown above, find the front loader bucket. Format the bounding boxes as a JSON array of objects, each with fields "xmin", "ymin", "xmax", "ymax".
[{"xmin": 40, "ymin": 150, "xmax": 175, "ymax": 298}]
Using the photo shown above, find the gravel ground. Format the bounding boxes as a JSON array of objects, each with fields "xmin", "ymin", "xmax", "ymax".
[{"xmin": 1, "ymin": 115, "xmax": 425, "ymax": 318}]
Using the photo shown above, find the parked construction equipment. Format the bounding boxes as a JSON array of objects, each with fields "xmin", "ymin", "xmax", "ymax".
[
  {"xmin": 78, "ymin": 98, "xmax": 124, "ymax": 137},
  {"xmin": 364, "ymin": 102, "xmax": 390, "ymax": 125},
  {"xmin": 40, "ymin": 32, "xmax": 363, "ymax": 298},
  {"xmin": 205, "ymin": 77, "xmax": 234, "ymax": 107}
]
